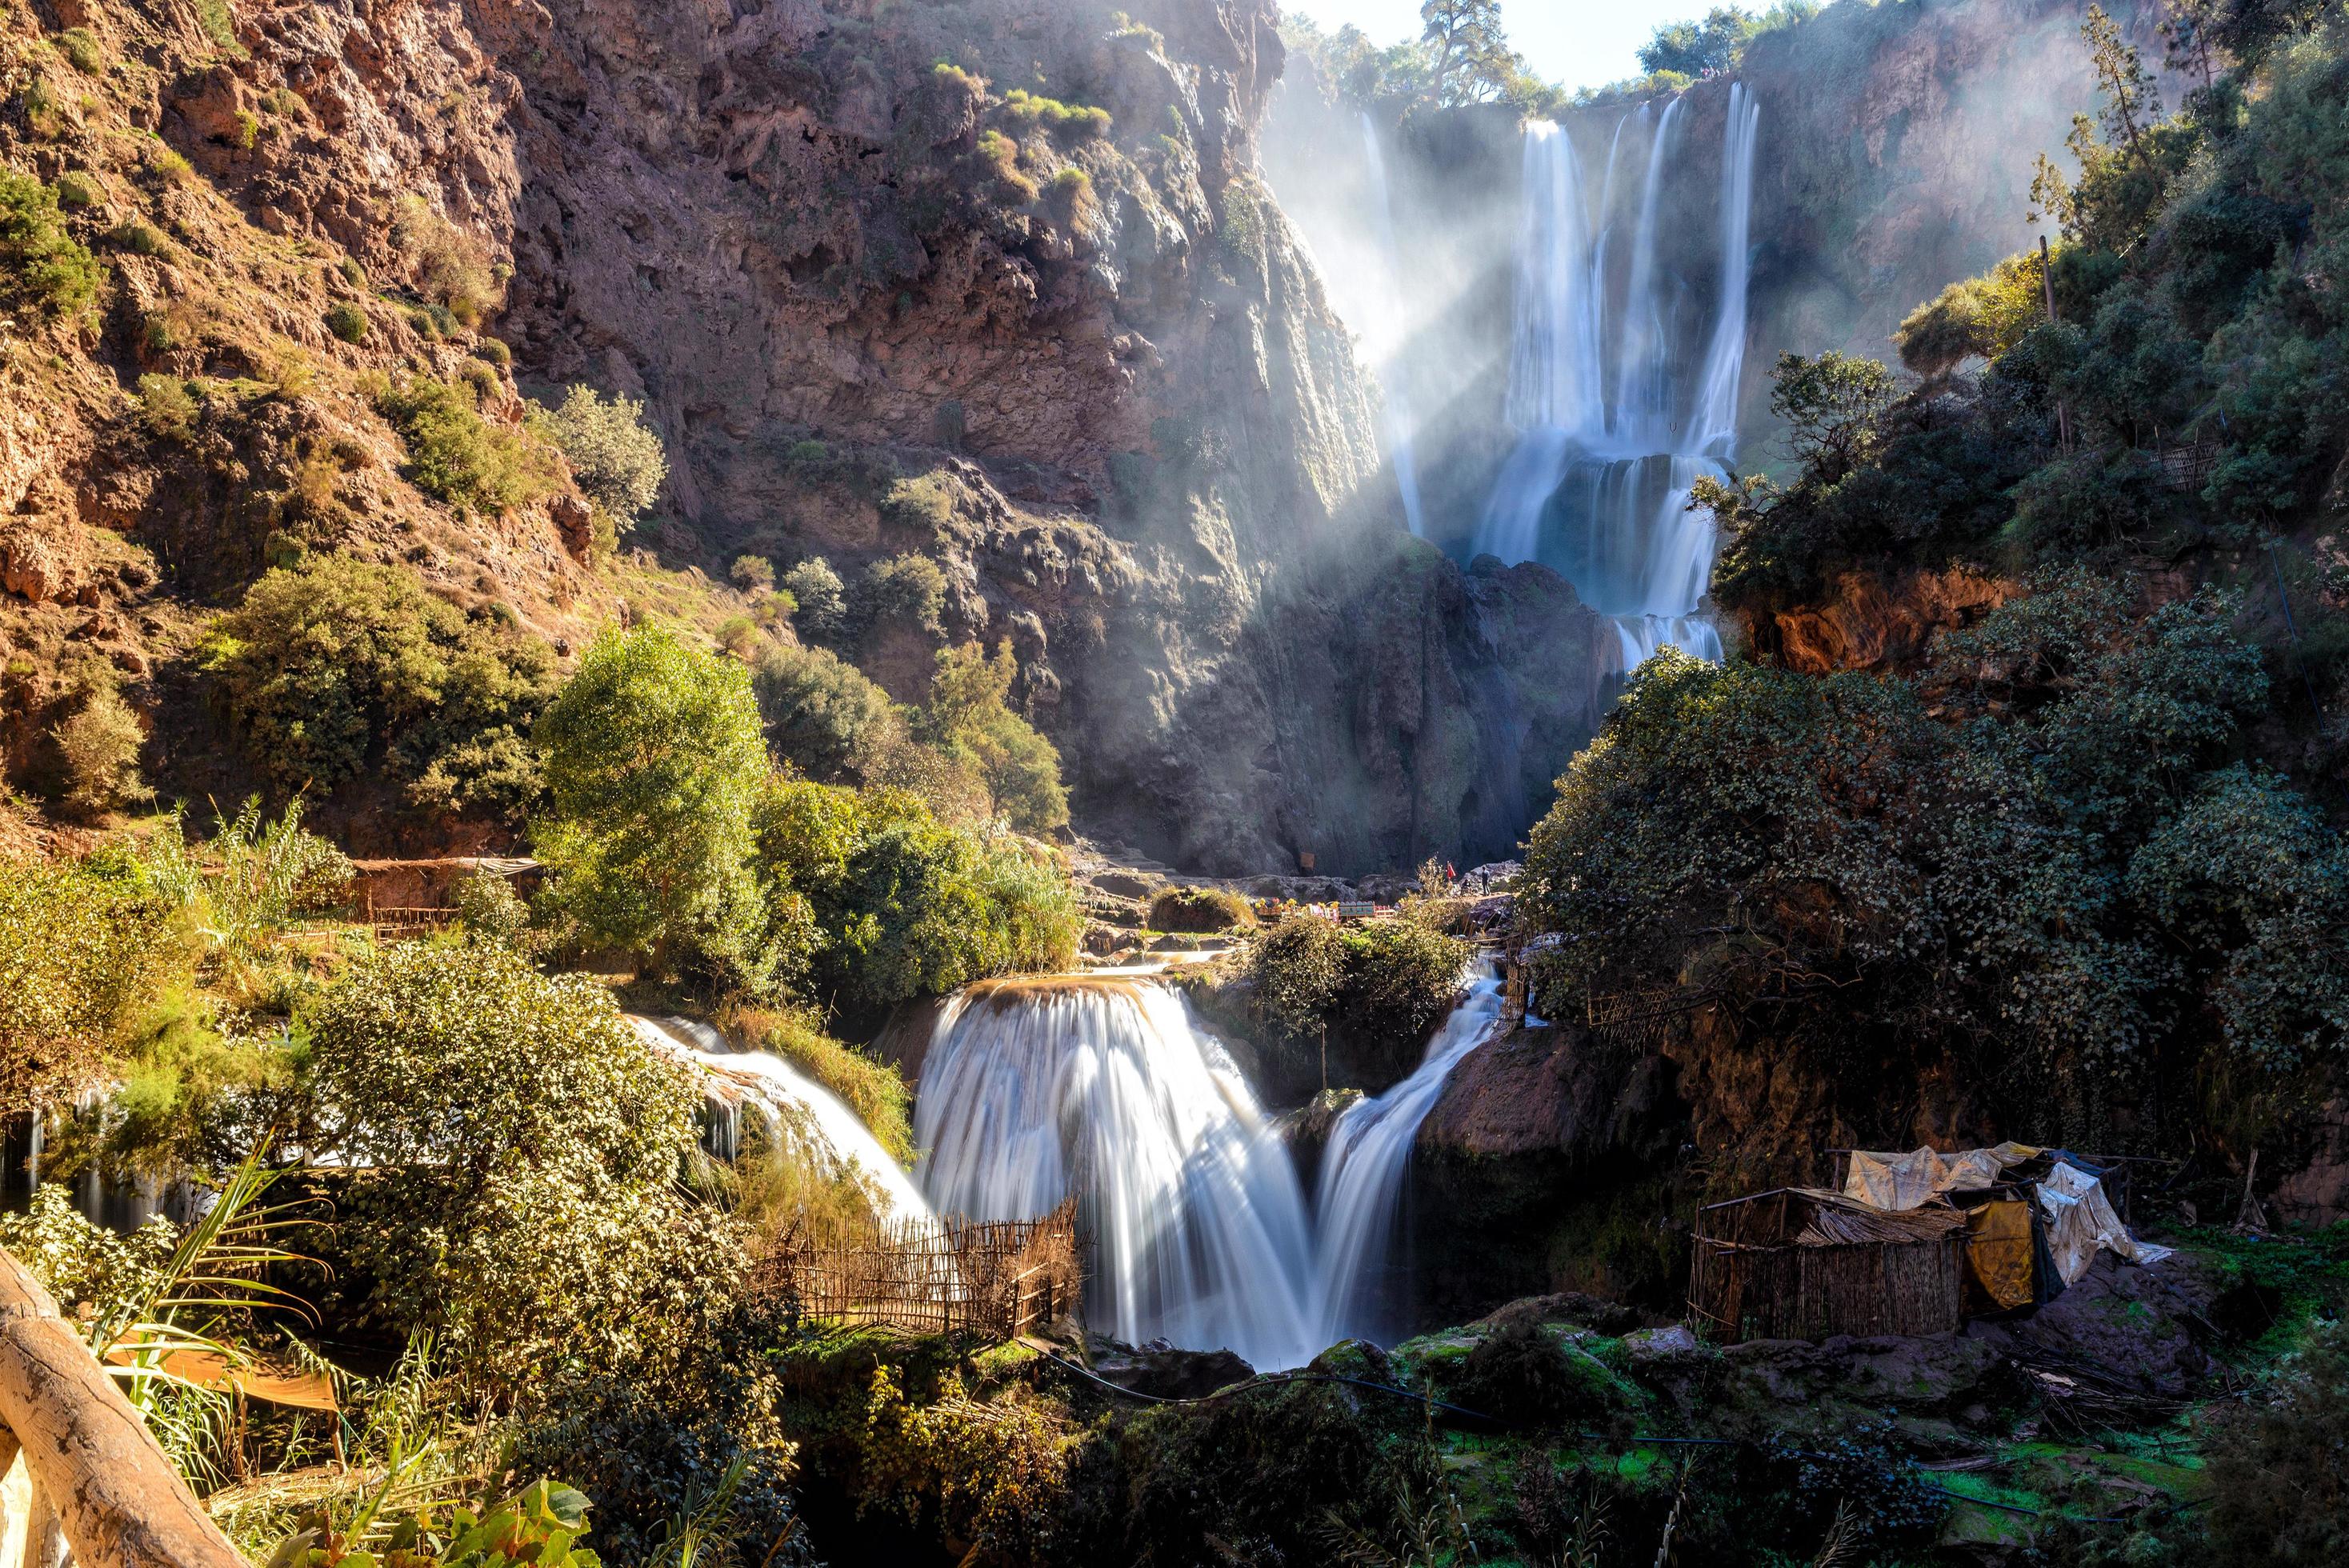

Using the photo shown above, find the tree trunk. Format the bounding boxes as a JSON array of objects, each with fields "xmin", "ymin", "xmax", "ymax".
[{"xmin": 0, "ymin": 1251, "xmax": 246, "ymax": 1568}]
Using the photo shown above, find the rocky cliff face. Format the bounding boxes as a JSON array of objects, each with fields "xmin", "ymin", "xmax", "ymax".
[
  {"xmin": 216, "ymin": 0, "xmax": 1609, "ymax": 871},
  {"xmin": 2, "ymin": 0, "xmax": 1608, "ymax": 870}
]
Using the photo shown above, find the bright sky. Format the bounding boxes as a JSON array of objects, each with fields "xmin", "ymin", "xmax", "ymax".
[{"xmin": 1281, "ymin": 0, "xmax": 1703, "ymax": 94}]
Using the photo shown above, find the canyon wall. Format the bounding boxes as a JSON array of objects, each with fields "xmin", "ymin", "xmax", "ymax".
[{"xmin": 226, "ymin": 0, "xmax": 1612, "ymax": 872}]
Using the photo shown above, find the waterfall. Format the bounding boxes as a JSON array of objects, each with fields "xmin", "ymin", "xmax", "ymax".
[
  {"xmin": 630, "ymin": 1016, "xmax": 937, "ymax": 1228},
  {"xmin": 914, "ymin": 979, "xmax": 1323, "ymax": 1370},
  {"xmin": 1311, "ymin": 962, "xmax": 1505, "ymax": 1345},
  {"xmin": 1360, "ymin": 112, "xmax": 1431, "ymax": 538},
  {"xmin": 1475, "ymin": 85, "xmax": 1762, "ymax": 670}
]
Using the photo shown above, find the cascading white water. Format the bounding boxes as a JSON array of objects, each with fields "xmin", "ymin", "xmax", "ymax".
[
  {"xmin": 1475, "ymin": 86, "xmax": 1761, "ymax": 671},
  {"xmin": 630, "ymin": 1016, "xmax": 937, "ymax": 1228},
  {"xmin": 1310, "ymin": 962, "xmax": 1504, "ymax": 1346},
  {"xmin": 914, "ymin": 980, "xmax": 1323, "ymax": 1370},
  {"xmin": 1360, "ymin": 112, "xmax": 1431, "ymax": 539}
]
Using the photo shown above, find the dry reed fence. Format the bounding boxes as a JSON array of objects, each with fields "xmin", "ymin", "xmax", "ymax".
[
  {"xmin": 757, "ymin": 1198, "xmax": 1082, "ymax": 1341},
  {"xmin": 1687, "ymin": 1187, "xmax": 1968, "ymax": 1344}
]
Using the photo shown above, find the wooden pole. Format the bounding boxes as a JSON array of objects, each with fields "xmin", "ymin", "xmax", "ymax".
[{"xmin": 0, "ymin": 1251, "xmax": 247, "ymax": 1568}]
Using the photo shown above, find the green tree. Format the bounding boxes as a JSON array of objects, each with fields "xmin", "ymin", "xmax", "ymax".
[
  {"xmin": 377, "ymin": 375, "xmax": 557, "ymax": 514},
  {"xmin": 533, "ymin": 624, "xmax": 772, "ymax": 986},
  {"xmin": 913, "ymin": 642, "xmax": 1070, "ymax": 834},
  {"xmin": 1639, "ymin": 6, "xmax": 1760, "ymax": 77},
  {"xmin": 200, "ymin": 555, "xmax": 555, "ymax": 818},
  {"xmin": 0, "ymin": 172, "xmax": 103, "ymax": 318},
  {"xmin": 782, "ymin": 558, "xmax": 848, "ymax": 642},
  {"xmin": 1419, "ymin": 0, "xmax": 1521, "ymax": 106},
  {"xmin": 300, "ymin": 942, "xmax": 710, "ymax": 1391},
  {"xmin": 1768, "ymin": 350, "xmax": 1895, "ymax": 481},
  {"xmin": 0, "ymin": 855, "xmax": 170, "ymax": 1106},
  {"xmin": 753, "ymin": 640, "xmax": 904, "ymax": 785},
  {"xmin": 533, "ymin": 386, "xmax": 669, "ymax": 526}
]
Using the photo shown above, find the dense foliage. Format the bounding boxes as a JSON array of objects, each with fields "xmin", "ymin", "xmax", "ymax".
[
  {"xmin": 1520, "ymin": 571, "xmax": 2348, "ymax": 1138},
  {"xmin": 0, "ymin": 854, "xmax": 169, "ymax": 1103},
  {"xmin": 753, "ymin": 778, "xmax": 1081, "ymax": 1013},
  {"xmin": 531, "ymin": 386, "xmax": 669, "ymax": 528},
  {"xmin": 910, "ymin": 641, "xmax": 1070, "ymax": 834},
  {"xmin": 300, "ymin": 942, "xmax": 707, "ymax": 1391},
  {"xmin": 0, "ymin": 169, "xmax": 102, "ymax": 318},
  {"xmin": 1245, "ymin": 914, "xmax": 1469, "ymax": 1090},
  {"xmin": 753, "ymin": 639, "xmax": 902, "ymax": 784},
  {"xmin": 376, "ymin": 374, "xmax": 555, "ymax": 514},
  {"xmin": 533, "ymin": 624, "xmax": 780, "ymax": 992},
  {"xmin": 202, "ymin": 556, "xmax": 555, "ymax": 817}
]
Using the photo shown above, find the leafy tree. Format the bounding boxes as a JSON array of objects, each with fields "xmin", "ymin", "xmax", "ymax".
[
  {"xmin": 1419, "ymin": 0, "xmax": 1521, "ymax": 106},
  {"xmin": 1639, "ymin": 6, "xmax": 1760, "ymax": 77},
  {"xmin": 200, "ymin": 555, "xmax": 555, "ymax": 818},
  {"xmin": 782, "ymin": 557, "xmax": 848, "ymax": 642},
  {"xmin": 533, "ymin": 624, "xmax": 774, "ymax": 989},
  {"xmin": 912, "ymin": 642, "xmax": 1070, "ymax": 833},
  {"xmin": 1769, "ymin": 350, "xmax": 1895, "ymax": 481},
  {"xmin": 1894, "ymin": 249, "xmax": 2049, "ymax": 377},
  {"xmin": 533, "ymin": 386, "xmax": 669, "ymax": 526},
  {"xmin": 754, "ymin": 640, "xmax": 904, "ymax": 784},
  {"xmin": 52, "ymin": 671, "xmax": 147, "ymax": 817},
  {"xmin": 850, "ymin": 553, "xmax": 948, "ymax": 644},
  {"xmin": 299, "ymin": 942, "xmax": 710, "ymax": 1392}
]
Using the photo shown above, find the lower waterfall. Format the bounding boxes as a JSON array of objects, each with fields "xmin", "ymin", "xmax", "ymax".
[
  {"xmin": 915, "ymin": 979, "xmax": 1323, "ymax": 1370},
  {"xmin": 913, "ymin": 970, "xmax": 1507, "ymax": 1368}
]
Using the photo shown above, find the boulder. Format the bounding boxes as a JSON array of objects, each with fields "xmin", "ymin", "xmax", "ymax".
[{"xmin": 1091, "ymin": 1339, "xmax": 1255, "ymax": 1400}]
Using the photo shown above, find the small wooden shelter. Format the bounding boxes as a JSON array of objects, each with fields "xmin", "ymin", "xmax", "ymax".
[{"xmin": 1687, "ymin": 1187, "xmax": 1969, "ymax": 1344}]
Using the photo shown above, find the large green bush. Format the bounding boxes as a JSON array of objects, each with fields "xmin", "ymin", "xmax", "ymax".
[
  {"xmin": 200, "ymin": 555, "xmax": 555, "ymax": 818},
  {"xmin": 0, "ymin": 854, "xmax": 171, "ymax": 1104},
  {"xmin": 753, "ymin": 639, "xmax": 904, "ymax": 784},
  {"xmin": 1243, "ymin": 913, "xmax": 1468, "ymax": 1089},
  {"xmin": 0, "ymin": 171, "xmax": 103, "ymax": 318},
  {"xmin": 532, "ymin": 386, "xmax": 669, "ymax": 526},
  {"xmin": 533, "ymin": 624, "xmax": 778, "ymax": 991},
  {"xmin": 752, "ymin": 779, "xmax": 1080, "ymax": 1010},
  {"xmin": 300, "ymin": 942, "xmax": 707, "ymax": 1391},
  {"xmin": 377, "ymin": 375, "xmax": 554, "ymax": 513}
]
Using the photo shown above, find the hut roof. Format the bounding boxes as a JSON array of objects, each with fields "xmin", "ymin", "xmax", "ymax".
[{"xmin": 1697, "ymin": 1187, "xmax": 1968, "ymax": 1249}]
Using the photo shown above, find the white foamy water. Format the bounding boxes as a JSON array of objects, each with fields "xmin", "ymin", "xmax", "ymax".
[
  {"xmin": 1475, "ymin": 86, "xmax": 1762, "ymax": 671},
  {"xmin": 630, "ymin": 1016, "xmax": 936, "ymax": 1227}
]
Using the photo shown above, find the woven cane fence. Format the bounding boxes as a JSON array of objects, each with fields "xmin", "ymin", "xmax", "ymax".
[
  {"xmin": 759, "ymin": 1198, "xmax": 1082, "ymax": 1341},
  {"xmin": 1687, "ymin": 1187, "xmax": 1967, "ymax": 1344}
]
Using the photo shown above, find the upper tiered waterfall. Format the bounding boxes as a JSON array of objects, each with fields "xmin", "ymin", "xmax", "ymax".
[
  {"xmin": 1361, "ymin": 111, "xmax": 1431, "ymax": 539},
  {"xmin": 1475, "ymin": 86, "xmax": 1762, "ymax": 670}
]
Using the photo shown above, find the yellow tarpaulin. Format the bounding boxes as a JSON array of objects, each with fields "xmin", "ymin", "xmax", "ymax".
[
  {"xmin": 1963, "ymin": 1198, "xmax": 2037, "ymax": 1311},
  {"xmin": 104, "ymin": 1346, "xmax": 338, "ymax": 1411}
]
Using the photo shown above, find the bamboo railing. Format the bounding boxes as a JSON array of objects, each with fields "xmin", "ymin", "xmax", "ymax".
[
  {"xmin": 0, "ymin": 1250, "xmax": 245, "ymax": 1568},
  {"xmin": 759, "ymin": 1199, "xmax": 1082, "ymax": 1340}
]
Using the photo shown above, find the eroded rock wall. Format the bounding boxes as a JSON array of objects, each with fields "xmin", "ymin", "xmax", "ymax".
[{"xmin": 167, "ymin": 0, "xmax": 1605, "ymax": 872}]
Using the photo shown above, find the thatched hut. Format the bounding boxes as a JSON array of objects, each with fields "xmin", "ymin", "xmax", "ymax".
[{"xmin": 1687, "ymin": 1187, "xmax": 1968, "ymax": 1343}]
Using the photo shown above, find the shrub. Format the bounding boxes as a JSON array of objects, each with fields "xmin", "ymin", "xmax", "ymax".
[
  {"xmin": 1245, "ymin": 914, "xmax": 1467, "ymax": 1086},
  {"xmin": 1452, "ymin": 1316, "xmax": 1637, "ymax": 1429},
  {"xmin": 850, "ymin": 553, "xmax": 948, "ymax": 642},
  {"xmin": 754, "ymin": 779, "xmax": 1081, "ymax": 1009},
  {"xmin": 376, "ymin": 374, "xmax": 555, "ymax": 512},
  {"xmin": 390, "ymin": 194, "xmax": 498, "ymax": 325},
  {"xmin": 200, "ymin": 554, "xmax": 556, "ymax": 816},
  {"xmin": 879, "ymin": 474, "xmax": 957, "ymax": 537},
  {"xmin": 912, "ymin": 642, "xmax": 1068, "ymax": 833},
  {"xmin": 55, "ymin": 30, "xmax": 104, "ymax": 74},
  {"xmin": 1050, "ymin": 166, "xmax": 1096, "ymax": 227},
  {"xmin": 1002, "ymin": 89, "xmax": 1112, "ymax": 141},
  {"xmin": 0, "ymin": 854, "xmax": 170, "ymax": 1103},
  {"xmin": 1895, "ymin": 247, "xmax": 2049, "ymax": 377},
  {"xmin": 52, "ymin": 171, "xmax": 99, "ymax": 210},
  {"xmin": 974, "ymin": 130, "xmax": 1038, "ymax": 202},
  {"xmin": 533, "ymin": 624, "xmax": 776, "ymax": 990},
  {"xmin": 1245, "ymin": 914, "xmax": 1346, "ymax": 1045},
  {"xmin": 781, "ymin": 557, "xmax": 847, "ymax": 641},
  {"xmin": 194, "ymin": 0, "xmax": 239, "ymax": 54},
  {"xmin": 472, "ymin": 335, "xmax": 511, "ymax": 366},
  {"xmin": 454, "ymin": 867, "xmax": 534, "ymax": 952},
  {"xmin": 301, "ymin": 942, "xmax": 706, "ymax": 1392},
  {"xmin": 457, "ymin": 357, "xmax": 502, "ymax": 406},
  {"xmin": 0, "ymin": 171, "xmax": 105, "ymax": 318},
  {"xmin": 1148, "ymin": 884, "xmax": 1255, "ymax": 933},
  {"xmin": 109, "ymin": 219, "xmax": 163, "ymax": 255},
  {"xmin": 322, "ymin": 301, "xmax": 366, "ymax": 343},
  {"xmin": 730, "ymin": 553, "xmax": 775, "ymax": 592},
  {"xmin": 531, "ymin": 385, "xmax": 668, "ymax": 525},
  {"xmin": 134, "ymin": 373, "xmax": 198, "ymax": 440},
  {"xmin": 754, "ymin": 640, "xmax": 903, "ymax": 784},
  {"xmin": 52, "ymin": 678, "xmax": 146, "ymax": 816}
]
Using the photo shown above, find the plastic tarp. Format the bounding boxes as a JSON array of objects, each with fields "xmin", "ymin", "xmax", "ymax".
[
  {"xmin": 2036, "ymin": 1160, "xmax": 2175, "ymax": 1286},
  {"xmin": 1843, "ymin": 1142, "xmax": 2043, "ymax": 1211},
  {"xmin": 1963, "ymin": 1198, "xmax": 2037, "ymax": 1311}
]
